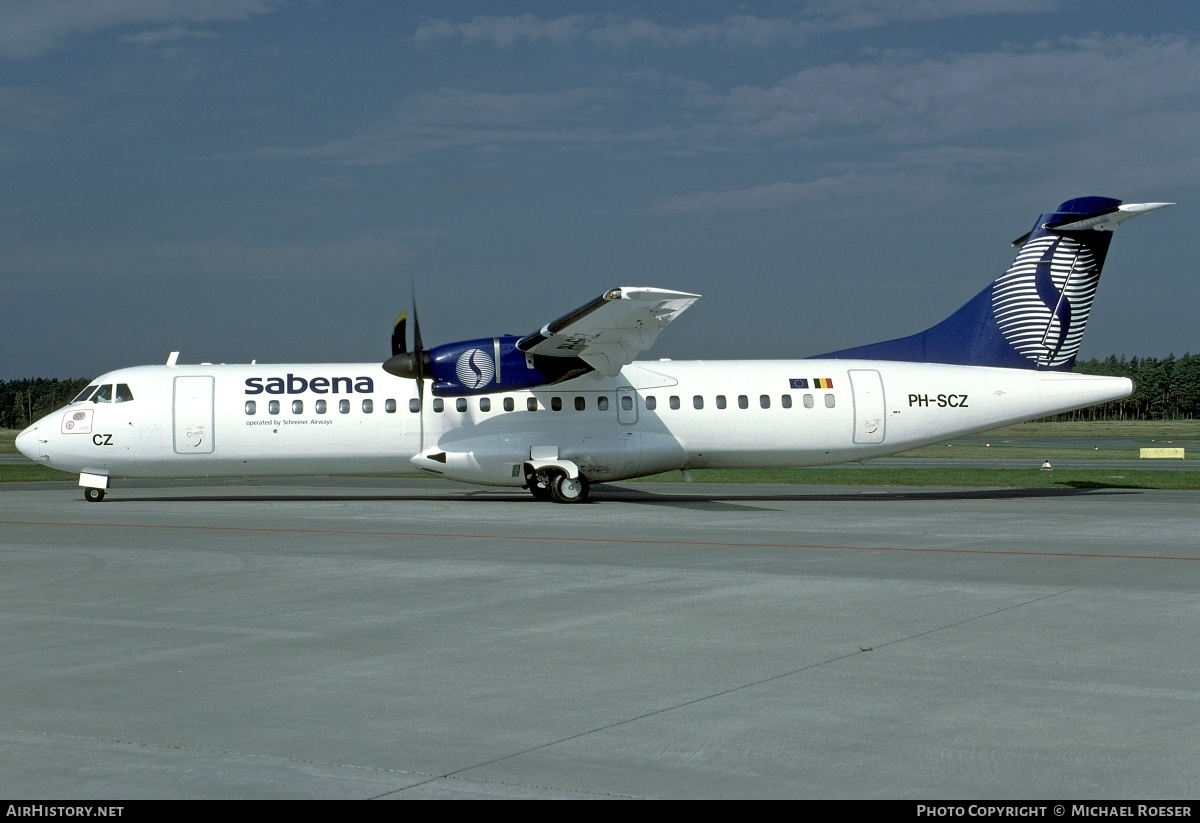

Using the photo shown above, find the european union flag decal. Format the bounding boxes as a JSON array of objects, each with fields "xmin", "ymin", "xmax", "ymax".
[{"xmin": 789, "ymin": 378, "xmax": 809, "ymax": 389}]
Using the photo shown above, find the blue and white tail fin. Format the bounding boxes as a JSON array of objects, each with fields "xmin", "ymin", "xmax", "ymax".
[{"xmin": 811, "ymin": 197, "xmax": 1173, "ymax": 371}]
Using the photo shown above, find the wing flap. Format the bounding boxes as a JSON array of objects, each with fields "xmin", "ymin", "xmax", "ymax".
[{"xmin": 517, "ymin": 287, "xmax": 699, "ymax": 376}]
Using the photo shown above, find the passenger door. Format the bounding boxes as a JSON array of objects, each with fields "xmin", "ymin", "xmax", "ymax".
[{"xmin": 173, "ymin": 376, "xmax": 215, "ymax": 454}]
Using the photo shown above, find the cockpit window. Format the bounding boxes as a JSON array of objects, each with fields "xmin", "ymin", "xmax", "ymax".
[
  {"xmin": 73, "ymin": 385, "xmax": 100, "ymax": 403},
  {"xmin": 92, "ymin": 384, "xmax": 113, "ymax": 403},
  {"xmin": 115, "ymin": 384, "xmax": 134, "ymax": 403}
]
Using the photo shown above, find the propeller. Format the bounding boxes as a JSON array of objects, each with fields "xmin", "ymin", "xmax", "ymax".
[
  {"xmin": 384, "ymin": 311, "xmax": 428, "ymax": 382},
  {"xmin": 384, "ymin": 289, "xmax": 430, "ymax": 450}
]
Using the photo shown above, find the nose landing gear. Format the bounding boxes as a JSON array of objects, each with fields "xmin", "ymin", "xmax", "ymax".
[{"xmin": 78, "ymin": 472, "xmax": 109, "ymax": 503}]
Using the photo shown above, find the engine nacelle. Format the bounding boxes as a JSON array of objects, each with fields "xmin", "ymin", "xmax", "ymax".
[{"xmin": 388, "ymin": 335, "xmax": 593, "ymax": 396}]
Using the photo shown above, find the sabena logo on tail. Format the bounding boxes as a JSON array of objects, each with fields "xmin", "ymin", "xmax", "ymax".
[
  {"xmin": 992, "ymin": 235, "xmax": 1099, "ymax": 368},
  {"xmin": 811, "ymin": 196, "xmax": 1173, "ymax": 371}
]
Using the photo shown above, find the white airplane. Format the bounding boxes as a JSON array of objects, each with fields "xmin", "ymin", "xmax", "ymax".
[{"xmin": 16, "ymin": 196, "xmax": 1172, "ymax": 504}]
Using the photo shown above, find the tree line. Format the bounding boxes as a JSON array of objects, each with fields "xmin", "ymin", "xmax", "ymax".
[
  {"xmin": 1, "ymin": 377, "xmax": 91, "ymax": 430},
  {"xmin": 2, "ymin": 354, "xmax": 1199, "ymax": 429},
  {"xmin": 1059, "ymin": 354, "xmax": 1200, "ymax": 421}
]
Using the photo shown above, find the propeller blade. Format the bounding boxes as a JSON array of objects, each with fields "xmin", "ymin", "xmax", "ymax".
[
  {"xmin": 412, "ymin": 298, "xmax": 424, "ymax": 365},
  {"xmin": 382, "ymin": 286, "xmax": 430, "ymax": 451},
  {"xmin": 391, "ymin": 311, "xmax": 407, "ymax": 357},
  {"xmin": 412, "ymin": 291, "xmax": 426, "ymax": 451}
]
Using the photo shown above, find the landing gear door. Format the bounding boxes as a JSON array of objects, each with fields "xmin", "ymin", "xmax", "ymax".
[
  {"xmin": 173, "ymin": 375, "xmax": 215, "ymax": 454},
  {"xmin": 848, "ymin": 369, "xmax": 885, "ymax": 445},
  {"xmin": 616, "ymin": 387, "xmax": 638, "ymax": 426}
]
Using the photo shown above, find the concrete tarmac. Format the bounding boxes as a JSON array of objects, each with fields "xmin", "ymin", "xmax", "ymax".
[{"xmin": 1, "ymin": 477, "xmax": 1198, "ymax": 799}]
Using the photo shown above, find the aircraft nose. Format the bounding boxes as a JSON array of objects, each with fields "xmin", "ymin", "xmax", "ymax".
[{"xmin": 15, "ymin": 425, "xmax": 38, "ymax": 460}]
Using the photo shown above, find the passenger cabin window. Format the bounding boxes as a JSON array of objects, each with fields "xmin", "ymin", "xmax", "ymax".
[
  {"xmin": 669, "ymin": 395, "xmax": 680, "ymax": 410},
  {"xmin": 645, "ymin": 396, "xmax": 656, "ymax": 411},
  {"xmin": 93, "ymin": 384, "xmax": 113, "ymax": 403},
  {"xmin": 622, "ymin": 395, "xmax": 634, "ymax": 411},
  {"xmin": 693, "ymin": 395, "xmax": 704, "ymax": 410},
  {"xmin": 527, "ymin": 398, "xmax": 538, "ymax": 412},
  {"xmin": 269, "ymin": 400, "xmax": 280, "ymax": 415},
  {"xmin": 716, "ymin": 395, "xmax": 727, "ymax": 409},
  {"xmin": 456, "ymin": 398, "xmax": 467, "ymax": 413},
  {"xmin": 760, "ymin": 395, "xmax": 771, "ymax": 409},
  {"xmin": 245, "ymin": 401, "xmax": 256, "ymax": 415},
  {"xmin": 73, "ymin": 385, "xmax": 99, "ymax": 403},
  {"xmin": 551, "ymin": 397, "xmax": 562, "ymax": 411},
  {"xmin": 504, "ymin": 397, "xmax": 515, "ymax": 412},
  {"xmin": 825, "ymin": 394, "xmax": 836, "ymax": 408},
  {"xmin": 409, "ymin": 398, "xmax": 420, "ymax": 413},
  {"xmin": 738, "ymin": 395, "xmax": 748, "ymax": 409},
  {"xmin": 433, "ymin": 398, "xmax": 444, "ymax": 413},
  {"xmin": 597, "ymin": 396, "xmax": 609, "ymax": 411},
  {"xmin": 574, "ymin": 397, "xmax": 585, "ymax": 411},
  {"xmin": 385, "ymin": 399, "xmax": 397, "ymax": 413},
  {"xmin": 363, "ymin": 399, "xmax": 374, "ymax": 413},
  {"xmin": 782, "ymin": 395, "xmax": 793, "ymax": 409},
  {"xmin": 803, "ymin": 394, "xmax": 814, "ymax": 409},
  {"xmin": 316, "ymin": 399, "xmax": 328, "ymax": 414},
  {"xmin": 339, "ymin": 399, "xmax": 350, "ymax": 414},
  {"xmin": 115, "ymin": 384, "xmax": 134, "ymax": 403},
  {"xmin": 292, "ymin": 400, "xmax": 303, "ymax": 414},
  {"xmin": 480, "ymin": 398, "xmax": 491, "ymax": 412}
]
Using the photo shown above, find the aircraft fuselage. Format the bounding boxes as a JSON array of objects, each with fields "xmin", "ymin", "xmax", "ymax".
[{"xmin": 18, "ymin": 358, "xmax": 1131, "ymax": 490}]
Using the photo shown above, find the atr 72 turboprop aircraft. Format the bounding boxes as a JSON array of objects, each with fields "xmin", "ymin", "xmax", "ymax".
[{"xmin": 17, "ymin": 196, "xmax": 1172, "ymax": 503}]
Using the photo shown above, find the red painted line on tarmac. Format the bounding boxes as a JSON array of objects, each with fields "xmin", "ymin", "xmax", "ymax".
[{"xmin": 1, "ymin": 519, "xmax": 1197, "ymax": 562}]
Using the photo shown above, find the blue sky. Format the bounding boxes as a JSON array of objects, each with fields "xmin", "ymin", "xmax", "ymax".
[{"xmin": 3, "ymin": 0, "xmax": 1198, "ymax": 379}]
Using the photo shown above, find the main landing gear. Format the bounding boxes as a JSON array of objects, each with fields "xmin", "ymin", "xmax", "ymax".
[
  {"xmin": 550, "ymin": 472, "xmax": 589, "ymax": 503},
  {"xmin": 84, "ymin": 487, "xmax": 106, "ymax": 503},
  {"xmin": 525, "ymin": 467, "xmax": 590, "ymax": 504}
]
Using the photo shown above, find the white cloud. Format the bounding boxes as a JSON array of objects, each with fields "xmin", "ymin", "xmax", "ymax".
[
  {"xmin": 0, "ymin": 0, "xmax": 283, "ymax": 59},
  {"xmin": 800, "ymin": 0, "xmax": 1063, "ymax": 32},
  {"xmin": 413, "ymin": 3, "xmax": 1064, "ymax": 50},
  {"xmin": 276, "ymin": 33, "xmax": 1200, "ymax": 173},
  {"xmin": 252, "ymin": 87, "xmax": 623, "ymax": 164},
  {"xmin": 704, "ymin": 36, "xmax": 1200, "ymax": 145},
  {"xmin": 414, "ymin": 13, "xmax": 587, "ymax": 48},
  {"xmin": 120, "ymin": 24, "xmax": 221, "ymax": 45},
  {"xmin": 645, "ymin": 169, "xmax": 964, "ymax": 216}
]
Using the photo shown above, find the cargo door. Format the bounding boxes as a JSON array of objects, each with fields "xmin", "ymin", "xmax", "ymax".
[{"xmin": 849, "ymin": 369, "xmax": 886, "ymax": 445}]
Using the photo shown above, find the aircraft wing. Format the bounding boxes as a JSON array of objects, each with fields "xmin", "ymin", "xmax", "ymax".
[{"xmin": 516, "ymin": 287, "xmax": 700, "ymax": 377}]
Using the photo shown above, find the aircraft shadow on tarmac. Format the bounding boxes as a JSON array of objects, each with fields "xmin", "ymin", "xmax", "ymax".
[{"xmin": 95, "ymin": 482, "xmax": 1145, "ymax": 509}]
